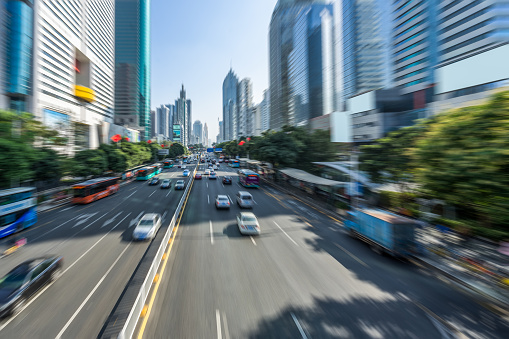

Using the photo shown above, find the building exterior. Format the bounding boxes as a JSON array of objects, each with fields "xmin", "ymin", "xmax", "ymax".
[
  {"xmin": 114, "ymin": 0, "xmax": 151, "ymax": 140},
  {"xmin": 252, "ymin": 104, "xmax": 262, "ymax": 136},
  {"xmin": 203, "ymin": 122, "xmax": 209, "ymax": 147},
  {"xmin": 260, "ymin": 89, "xmax": 270, "ymax": 132},
  {"xmin": 431, "ymin": 1, "xmax": 509, "ymax": 115},
  {"xmin": 156, "ymin": 105, "xmax": 170, "ymax": 139},
  {"xmin": 186, "ymin": 99, "xmax": 192, "ymax": 144},
  {"xmin": 222, "ymin": 68, "xmax": 238, "ymax": 141},
  {"xmin": 150, "ymin": 109, "xmax": 157, "ymax": 138},
  {"xmin": 175, "ymin": 85, "xmax": 190, "ymax": 146},
  {"xmin": 288, "ymin": 3, "xmax": 336, "ymax": 126},
  {"xmin": 342, "ymin": 0, "xmax": 391, "ymax": 101},
  {"xmin": 237, "ymin": 78, "xmax": 253, "ymax": 138},
  {"xmin": 218, "ymin": 120, "xmax": 223, "ymax": 143},
  {"xmin": 164, "ymin": 103, "xmax": 175, "ymax": 138},
  {"xmin": 193, "ymin": 120, "xmax": 203, "ymax": 145},
  {"xmin": 0, "ymin": 0, "xmax": 6, "ymax": 109},
  {"xmin": 28, "ymin": 0, "xmax": 115, "ymax": 154}
]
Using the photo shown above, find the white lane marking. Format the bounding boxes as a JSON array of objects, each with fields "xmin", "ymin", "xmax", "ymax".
[
  {"xmin": 129, "ymin": 211, "xmax": 145, "ymax": 227},
  {"xmin": 228, "ymin": 195, "xmax": 233, "ymax": 203},
  {"xmin": 250, "ymin": 236, "xmax": 257, "ymax": 246},
  {"xmin": 30, "ymin": 215, "xmax": 80, "ymax": 242},
  {"xmin": 334, "ymin": 242, "xmax": 369, "ymax": 268},
  {"xmin": 162, "ymin": 211, "xmax": 167, "ymax": 220},
  {"xmin": 210, "ymin": 220, "xmax": 214, "ymax": 245},
  {"xmin": 82, "ymin": 213, "xmax": 107, "ymax": 230},
  {"xmin": 124, "ymin": 192, "xmax": 135, "ymax": 200},
  {"xmin": 166, "ymin": 191, "xmax": 171, "ymax": 197},
  {"xmin": 61, "ymin": 206, "xmax": 73, "ymax": 212},
  {"xmin": 254, "ymin": 200, "xmax": 258, "ymax": 205},
  {"xmin": 222, "ymin": 183, "xmax": 225, "ymax": 188},
  {"xmin": 63, "ymin": 213, "xmax": 132, "ymax": 275},
  {"xmin": 216, "ymin": 309, "xmax": 222, "ymax": 339},
  {"xmin": 55, "ymin": 243, "xmax": 131, "ymax": 339},
  {"xmin": 73, "ymin": 212, "xmax": 98, "ymax": 227},
  {"xmin": 291, "ymin": 313, "xmax": 308, "ymax": 339},
  {"xmin": 0, "ymin": 213, "xmax": 132, "ymax": 333},
  {"xmin": 274, "ymin": 221, "xmax": 299, "ymax": 246},
  {"xmin": 208, "ymin": 195, "xmax": 210, "ymax": 204},
  {"xmin": 149, "ymin": 191, "xmax": 155, "ymax": 197},
  {"xmin": 222, "ymin": 311, "xmax": 230, "ymax": 339},
  {"xmin": 101, "ymin": 212, "xmax": 123, "ymax": 228},
  {"xmin": 207, "ymin": 182, "xmax": 209, "ymax": 188}
]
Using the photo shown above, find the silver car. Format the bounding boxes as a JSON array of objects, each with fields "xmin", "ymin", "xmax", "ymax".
[
  {"xmin": 215, "ymin": 195, "xmax": 230, "ymax": 209},
  {"xmin": 236, "ymin": 212, "xmax": 260, "ymax": 235},
  {"xmin": 133, "ymin": 213, "xmax": 162, "ymax": 241}
]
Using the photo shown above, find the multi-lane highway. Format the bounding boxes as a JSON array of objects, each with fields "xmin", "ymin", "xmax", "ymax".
[
  {"xmin": 0, "ymin": 164, "xmax": 195, "ymax": 338},
  {"xmin": 136, "ymin": 161, "xmax": 509, "ymax": 338}
]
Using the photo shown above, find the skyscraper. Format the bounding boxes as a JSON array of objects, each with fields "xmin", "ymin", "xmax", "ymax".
[
  {"xmin": 175, "ymin": 85, "xmax": 190, "ymax": 146},
  {"xmin": 203, "ymin": 123, "xmax": 209, "ymax": 147},
  {"xmin": 193, "ymin": 120, "xmax": 203, "ymax": 145},
  {"xmin": 237, "ymin": 78, "xmax": 253, "ymax": 138},
  {"xmin": 150, "ymin": 110, "xmax": 157, "ymax": 138},
  {"xmin": 164, "ymin": 103, "xmax": 175, "ymax": 138},
  {"xmin": 187, "ymin": 99, "xmax": 192, "ymax": 145},
  {"xmin": 270, "ymin": 0, "xmax": 328, "ymax": 130},
  {"xmin": 156, "ymin": 105, "xmax": 170, "ymax": 139},
  {"xmin": 222, "ymin": 69, "xmax": 238, "ymax": 141},
  {"xmin": 342, "ymin": 0, "xmax": 391, "ymax": 100},
  {"xmin": 218, "ymin": 120, "xmax": 223, "ymax": 143},
  {"xmin": 288, "ymin": 3, "xmax": 336, "ymax": 126},
  {"xmin": 114, "ymin": 0, "xmax": 151, "ymax": 140},
  {"xmin": 260, "ymin": 89, "xmax": 270, "ymax": 132},
  {"xmin": 28, "ymin": 0, "xmax": 115, "ymax": 153}
]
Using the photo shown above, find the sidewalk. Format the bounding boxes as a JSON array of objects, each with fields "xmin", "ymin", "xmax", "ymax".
[{"xmin": 414, "ymin": 226, "xmax": 509, "ymax": 313}]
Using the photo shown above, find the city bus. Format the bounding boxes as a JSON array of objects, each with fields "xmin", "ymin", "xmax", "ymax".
[
  {"xmin": 152, "ymin": 163, "xmax": 163, "ymax": 174},
  {"xmin": 229, "ymin": 159, "xmax": 240, "ymax": 168},
  {"xmin": 163, "ymin": 159, "xmax": 174, "ymax": 169},
  {"xmin": 238, "ymin": 170, "xmax": 260, "ymax": 188},
  {"xmin": 136, "ymin": 166, "xmax": 157, "ymax": 180},
  {"xmin": 72, "ymin": 177, "xmax": 119, "ymax": 204},
  {"xmin": 0, "ymin": 187, "xmax": 37, "ymax": 239}
]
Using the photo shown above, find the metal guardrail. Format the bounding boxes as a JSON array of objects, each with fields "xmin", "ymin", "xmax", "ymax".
[{"xmin": 101, "ymin": 166, "xmax": 197, "ymax": 339}]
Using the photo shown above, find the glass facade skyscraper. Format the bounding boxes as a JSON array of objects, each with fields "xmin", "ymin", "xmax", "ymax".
[
  {"xmin": 289, "ymin": 3, "xmax": 336, "ymax": 126},
  {"xmin": 114, "ymin": 0, "xmax": 151, "ymax": 140},
  {"xmin": 222, "ymin": 69, "xmax": 238, "ymax": 141},
  {"xmin": 3, "ymin": 0, "xmax": 34, "ymax": 112}
]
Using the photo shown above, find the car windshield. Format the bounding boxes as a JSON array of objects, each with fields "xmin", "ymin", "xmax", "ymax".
[
  {"xmin": 0, "ymin": 265, "xmax": 30, "ymax": 290},
  {"xmin": 138, "ymin": 219, "xmax": 154, "ymax": 227},
  {"xmin": 163, "ymin": 180, "xmax": 170, "ymax": 183},
  {"xmin": 218, "ymin": 197, "xmax": 228, "ymax": 201},
  {"xmin": 242, "ymin": 216, "xmax": 257, "ymax": 222},
  {"xmin": 177, "ymin": 181, "xmax": 184, "ymax": 184},
  {"xmin": 241, "ymin": 196, "xmax": 252, "ymax": 200}
]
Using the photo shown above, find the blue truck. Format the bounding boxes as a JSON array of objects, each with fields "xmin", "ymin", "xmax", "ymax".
[{"xmin": 344, "ymin": 209, "xmax": 419, "ymax": 258}]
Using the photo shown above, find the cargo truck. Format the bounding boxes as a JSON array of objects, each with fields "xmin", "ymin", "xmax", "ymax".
[{"xmin": 344, "ymin": 209, "xmax": 418, "ymax": 258}]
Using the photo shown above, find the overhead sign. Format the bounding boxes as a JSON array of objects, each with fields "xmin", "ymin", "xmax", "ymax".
[
  {"xmin": 214, "ymin": 148, "xmax": 222, "ymax": 152},
  {"xmin": 207, "ymin": 148, "xmax": 213, "ymax": 153},
  {"xmin": 158, "ymin": 149, "xmax": 169, "ymax": 155}
]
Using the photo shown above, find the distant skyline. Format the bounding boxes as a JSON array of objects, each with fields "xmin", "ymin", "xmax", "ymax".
[{"xmin": 150, "ymin": 0, "xmax": 276, "ymax": 140}]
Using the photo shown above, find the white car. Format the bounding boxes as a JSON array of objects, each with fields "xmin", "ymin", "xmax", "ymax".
[
  {"xmin": 204, "ymin": 169, "xmax": 211, "ymax": 175},
  {"xmin": 213, "ymin": 165, "xmax": 218, "ymax": 170},
  {"xmin": 215, "ymin": 195, "xmax": 230, "ymax": 209},
  {"xmin": 236, "ymin": 212, "xmax": 260, "ymax": 235},
  {"xmin": 183, "ymin": 169, "xmax": 190, "ymax": 177},
  {"xmin": 133, "ymin": 213, "xmax": 162, "ymax": 241}
]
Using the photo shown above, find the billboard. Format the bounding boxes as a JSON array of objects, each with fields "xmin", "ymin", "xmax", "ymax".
[
  {"xmin": 172, "ymin": 124, "xmax": 181, "ymax": 142},
  {"xmin": 214, "ymin": 148, "xmax": 223, "ymax": 152},
  {"xmin": 207, "ymin": 148, "xmax": 213, "ymax": 153}
]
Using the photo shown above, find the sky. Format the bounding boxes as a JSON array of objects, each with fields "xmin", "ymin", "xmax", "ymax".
[{"xmin": 150, "ymin": 0, "xmax": 277, "ymax": 142}]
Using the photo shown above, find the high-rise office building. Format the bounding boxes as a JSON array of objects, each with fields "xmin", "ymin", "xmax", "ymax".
[
  {"xmin": 342, "ymin": 0, "xmax": 391, "ymax": 100},
  {"xmin": 150, "ymin": 110, "xmax": 157, "ymax": 138},
  {"xmin": 222, "ymin": 68, "xmax": 238, "ymax": 141},
  {"xmin": 260, "ymin": 89, "xmax": 270, "ymax": 132},
  {"xmin": 270, "ymin": 0, "xmax": 326, "ymax": 130},
  {"xmin": 27, "ymin": 0, "xmax": 115, "ymax": 153},
  {"xmin": 431, "ymin": 0, "xmax": 509, "ymax": 115},
  {"xmin": 175, "ymin": 85, "xmax": 190, "ymax": 146},
  {"xmin": 193, "ymin": 120, "xmax": 203, "ymax": 145},
  {"xmin": 288, "ymin": 3, "xmax": 336, "ymax": 126},
  {"xmin": 156, "ymin": 105, "xmax": 170, "ymax": 139},
  {"xmin": 237, "ymin": 78, "xmax": 253, "ymax": 138},
  {"xmin": 203, "ymin": 123, "xmax": 209, "ymax": 147},
  {"xmin": 218, "ymin": 120, "xmax": 223, "ymax": 143},
  {"xmin": 164, "ymin": 103, "xmax": 175, "ymax": 138},
  {"xmin": 114, "ymin": 0, "xmax": 151, "ymax": 140},
  {"xmin": 186, "ymin": 99, "xmax": 192, "ymax": 145}
]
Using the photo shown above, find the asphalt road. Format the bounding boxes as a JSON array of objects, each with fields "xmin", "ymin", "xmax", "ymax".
[
  {"xmin": 0, "ymin": 164, "xmax": 196, "ymax": 339},
  {"xmin": 137, "ymin": 160, "xmax": 509, "ymax": 338}
]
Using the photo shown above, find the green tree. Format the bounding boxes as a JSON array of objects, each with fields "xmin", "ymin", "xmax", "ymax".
[
  {"xmin": 31, "ymin": 148, "xmax": 62, "ymax": 182},
  {"xmin": 413, "ymin": 91, "xmax": 509, "ymax": 229},
  {"xmin": 73, "ymin": 149, "xmax": 108, "ymax": 177},
  {"xmin": 99, "ymin": 144, "xmax": 128, "ymax": 172},
  {"xmin": 168, "ymin": 142, "xmax": 186, "ymax": 158}
]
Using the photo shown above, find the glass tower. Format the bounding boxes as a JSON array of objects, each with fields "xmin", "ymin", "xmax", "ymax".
[
  {"xmin": 222, "ymin": 69, "xmax": 238, "ymax": 141},
  {"xmin": 114, "ymin": 0, "xmax": 151, "ymax": 140}
]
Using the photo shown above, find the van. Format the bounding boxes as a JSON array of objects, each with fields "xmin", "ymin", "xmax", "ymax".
[{"xmin": 236, "ymin": 191, "xmax": 254, "ymax": 208}]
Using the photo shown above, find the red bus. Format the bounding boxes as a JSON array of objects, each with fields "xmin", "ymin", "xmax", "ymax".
[{"xmin": 72, "ymin": 177, "xmax": 119, "ymax": 204}]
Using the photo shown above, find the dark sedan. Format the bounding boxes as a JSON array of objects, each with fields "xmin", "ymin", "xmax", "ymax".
[
  {"xmin": 160, "ymin": 179, "xmax": 171, "ymax": 189},
  {"xmin": 0, "ymin": 256, "xmax": 63, "ymax": 318},
  {"xmin": 148, "ymin": 177, "xmax": 160, "ymax": 185},
  {"xmin": 223, "ymin": 176, "xmax": 233, "ymax": 185}
]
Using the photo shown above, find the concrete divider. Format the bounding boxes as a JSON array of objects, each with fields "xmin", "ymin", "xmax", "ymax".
[{"xmin": 100, "ymin": 166, "xmax": 197, "ymax": 339}]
